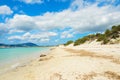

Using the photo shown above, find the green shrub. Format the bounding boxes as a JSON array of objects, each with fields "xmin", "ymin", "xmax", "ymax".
[
  {"xmin": 111, "ymin": 25, "xmax": 120, "ymax": 39},
  {"xmin": 64, "ymin": 40, "xmax": 73, "ymax": 46},
  {"xmin": 111, "ymin": 25, "xmax": 120, "ymax": 32},
  {"xmin": 95, "ymin": 33, "xmax": 102, "ymax": 37},
  {"xmin": 74, "ymin": 37, "xmax": 88, "ymax": 46},
  {"xmin": 97, "ymin": 34, "xmax": 105, "ymax": 41},
  {"xmin": 102, "ymin": 37, "xmax": 109, "ymax": 44},
  {"xmin": 74, "ymin": 38, "xmax": 81, "ymax": 46},
  {"xmin": 105, "ymin": 29, "xmax": 111, "ymax": 37},
  {"xmin": 65, "ymin": 24, "xmax": 120, "ymax": 46}
]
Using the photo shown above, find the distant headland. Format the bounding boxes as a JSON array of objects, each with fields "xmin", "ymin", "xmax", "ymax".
[{"xmin": 0, "ymin": 43, "xmax": 38, "ymax": 47}]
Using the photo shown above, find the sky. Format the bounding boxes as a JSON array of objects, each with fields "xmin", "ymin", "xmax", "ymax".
[{"xmin": 0, "ymin": 0, "xmax": 120, "ymax": 45}]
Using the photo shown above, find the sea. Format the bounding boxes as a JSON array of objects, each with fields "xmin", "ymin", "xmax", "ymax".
[{"xmin": 0, "ymin": 47, "xmax": 50, "ymax": 74}]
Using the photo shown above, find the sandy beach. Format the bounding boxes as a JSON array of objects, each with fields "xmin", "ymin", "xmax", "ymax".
[{"xmin": 0, "ymin": 44, "xmax": 120, "ymax": 80}]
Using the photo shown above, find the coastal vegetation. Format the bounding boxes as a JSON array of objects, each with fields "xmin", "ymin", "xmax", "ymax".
[
  {"xmin": 65, "ymin": 25, "xmax": 120, "ymax": 46},
  {"xmin": 64, "ymin": 40, "xmax": 73, "ymax": 46}
]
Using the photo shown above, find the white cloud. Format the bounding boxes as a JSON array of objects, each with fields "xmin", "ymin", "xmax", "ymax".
[
  {"xmin": 8, "ymin": 14, "xmax": 37, "ymax": 31},
  {"xmin": 61, "ymin": 33, "xmax": 73, "ymax": 38},
  {"xmin": 70, "ymin": 0, "xmax": 119, "ymax": 10},
  {"xmin": 1, "ymin": 0, "xmax": 120, "ymax": 37},
  {"xmin": 61, "ymin": 29, "xmax": 74, "ymax": 38},
  {"xmin": 0, "ymin": 5, "xmax": 13, "ymax": 15},
  {"xmin": 8, "ymin": 36, "xmax": 22, "ymax": 40},
  {"xmin": 7, "ymin": 4, "xmax": 120, "ymax": 33},
  {"xmin": 0, "ymin": 23, "xmax": 8, "ymax": 35},
  {"xmin": 0, "ymin": 0, "xmax": 120, "ymax": 44},
  {"xmin": 40, "ymin": 38, "xmax": 50, "ymax": 42},
  {"xmin": 96, "ymin": 0, "xmax": 117, "ymax": 4},
  {"xmin": 70, "ymin": 0, "xmax": 92, "ymax": 10},
  {"xmin": 20, "ymin": 0, "xmax": 43, "ymax": 4},
  {"xmin": 9, "ymin": 29, "xmax": 24, "ymax": 34},
  {"xmin": 8, "ymin": 32, "xmax": 57, "ymax": 42}
]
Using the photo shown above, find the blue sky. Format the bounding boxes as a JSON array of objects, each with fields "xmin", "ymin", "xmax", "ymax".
[{"xmin": 0, "ymin": 0, "xmax": 120, "ymax": 45}]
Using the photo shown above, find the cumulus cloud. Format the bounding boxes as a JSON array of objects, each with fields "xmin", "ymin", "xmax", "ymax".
[
  {"xmin": 9, "ymin": 29, "xmax": 24, "ymax": 34},
  {"xmin": 61, "ymin": 29, "xmax": 74, "ymax": 38},
  {"xmin": 70, "ymin": 0, "xmax": 92, "ymax": 10},
  {"xmin": 8, "ymin": 36, "xmax": 22, "ymax": 40},
  {"xmin": 40, "ymin": 38, "xmax": 50, "ymax": 42},
  {"xmin": 1, "ymin": 0, "xmax": 120, "ymax": 43},
  {"xmin": 0, "ymin": 23, "xmax": 8, "ymax": 35},
  {"xmin": 8, "ymin": 14, "xmax": 37, "ymax": 32},
  {"xmin": 0, "ymin": 5, "xmax": 13, "ymax": 15},
  {"xmin": 70, "ymin": 0, "xmax": 119, "ymax": 10},
  {"xmin": 6, "ymin": 3, "xmax": 120, "ymax": 33},
  {"xmin": 20, "ymin": 0, "xmax": 43, "ymax": 4},
  {"xmin": 8, "ymin": 32, "xmax": 57, "ymax": 42},
  {"xmin": 61, "ymin": 32, "xmax": 73, "ymax": 38}
]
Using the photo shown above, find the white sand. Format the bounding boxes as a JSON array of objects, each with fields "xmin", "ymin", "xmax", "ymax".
[{"xmin": 0, "ymin": 44, "xmax": 120, "ymax": 80}]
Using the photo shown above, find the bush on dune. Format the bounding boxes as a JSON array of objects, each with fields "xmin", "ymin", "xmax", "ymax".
[
  {"xmin": 64, "ymin": 24, "xmax": 120, "ymax": 46},
  {"xmin": 110, "ymin": 25, "xmax": 120, "ymax": 39},
  {"xmin": 103, "ymin": 37, "xmax": 109, "ymax": 44},
  {"xmin": 105, "ymin": 29, "xmax": 111, "ymax": 37},
  {"xmin": 64, "ymin": 40, "xmax": 73, "ymax": 46},
  {"xmin": 97, "ymin": 34, "xmax": 105, "ymax": 41},
  {"xmin": 74, "ymin": 37, "xmax": 89, "ymax": 46}
]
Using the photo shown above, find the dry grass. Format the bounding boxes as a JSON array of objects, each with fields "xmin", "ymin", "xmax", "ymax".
[
  {"xmin": 39, "ymin": 56, "xmax": 53, "ymax": 61},
  {"xmin": 112, "ymin": 59, "xmax": 120, "ymax": 64},
  {"xmin": 49, "ymin": 71, "xmax": 120, "ymax": 80},
  {"xmin": 50, "ymin": 73, "xmax": 62, "ymax": 80},
  {"xmin": 76, "ymin": 72, "xmax": 97, "ymax": 80},
  {"xmin": 104, "ymin": 71, "xmax": 120, "ymax": 80},
  {"xmin": 65, "ymin": 48, "xmax": 120, "ymax": 64},
  {"xmin": 76, "ymin": 71, "xmax": 120, "ymax": 80}
]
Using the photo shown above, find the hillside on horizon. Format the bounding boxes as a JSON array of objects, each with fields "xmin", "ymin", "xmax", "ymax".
[{"xmin": 0, "ymin": 42, "xmax": 38, "ymax": 47}]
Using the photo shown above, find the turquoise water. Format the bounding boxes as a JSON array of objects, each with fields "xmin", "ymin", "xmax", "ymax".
[{"xmin": 0, "ymin": 47, "xmax": 50, "ymax": 73}]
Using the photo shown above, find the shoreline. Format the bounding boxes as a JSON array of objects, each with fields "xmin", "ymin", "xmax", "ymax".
[
  {"xmin": 0, "ymin": 45, "xmax": 120, "ymax": 80},
  {"xmin": 0, "ymin": 47, "xmax": 52, "ymax": 75}
]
